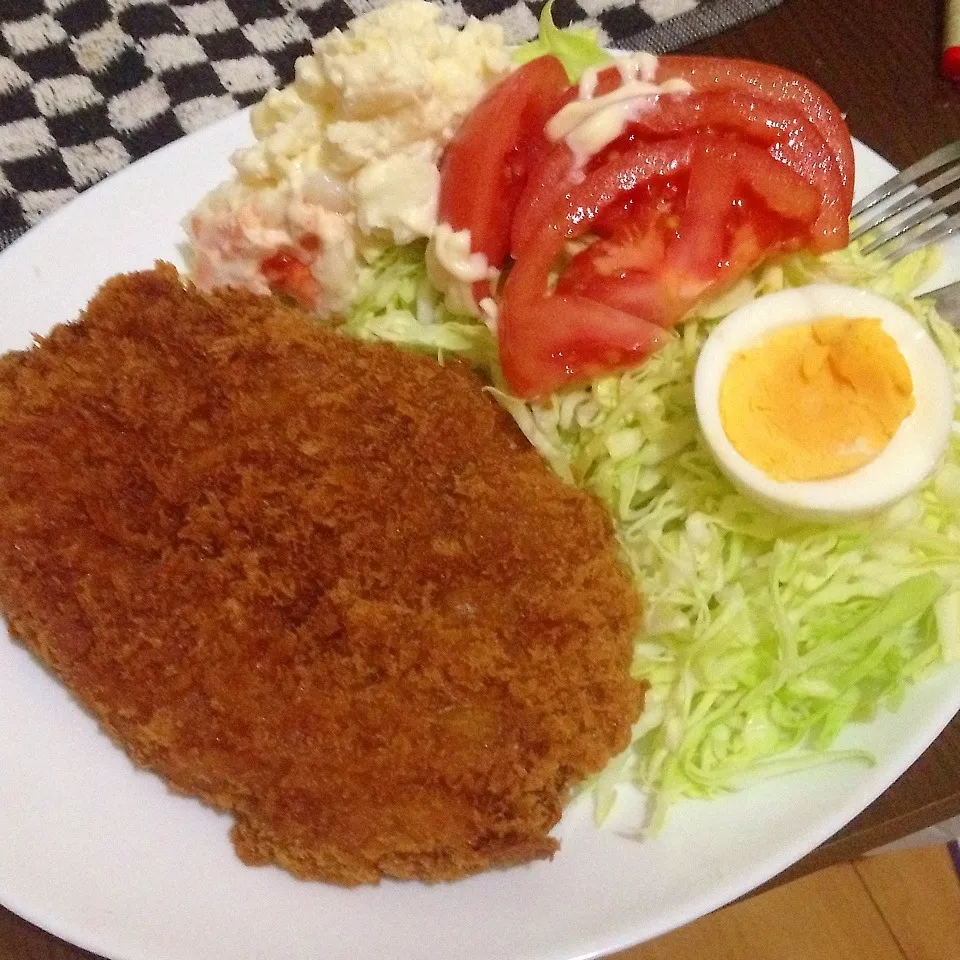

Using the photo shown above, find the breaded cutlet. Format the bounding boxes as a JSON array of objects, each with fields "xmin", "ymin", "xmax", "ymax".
[{"xmin": 0, "ymin": 264, "xmax": 642, "ymax": 885}]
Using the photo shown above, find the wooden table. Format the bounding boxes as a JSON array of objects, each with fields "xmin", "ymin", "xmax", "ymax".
[{"xmin": 2, "ymin": 0, "xmax": 960, "ymax": 957}]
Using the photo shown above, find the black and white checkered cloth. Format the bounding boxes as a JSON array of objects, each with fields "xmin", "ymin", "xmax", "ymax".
[{"xmin": 0, "ymin": 0, "xmax": 784, "ymax": 249}]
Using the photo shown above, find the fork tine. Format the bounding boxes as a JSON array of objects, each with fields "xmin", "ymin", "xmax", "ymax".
[
  {"xmin": 861, "ymin": 182, "xmax": 960, "ymax": 255},
  {"xmin": 849, "ymin": 161, "xmax": 960, "ymax": 240},
  {"xmin": 850, "ymin": 139, "xmax": 960, "ymax": 219},
  {"xmin": 874, "ymin": 209, "xmax": 960, "ymax": 263}
]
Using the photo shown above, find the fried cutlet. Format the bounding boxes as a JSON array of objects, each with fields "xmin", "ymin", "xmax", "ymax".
[{"xmin": 0, "ymin": 264, "xmax": 642, "ymax": 885}]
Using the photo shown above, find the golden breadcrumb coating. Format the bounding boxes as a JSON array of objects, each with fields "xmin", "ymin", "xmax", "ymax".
[{"xmin": 0, "ymin": 264, "xmax": 642, "ymax": 885}]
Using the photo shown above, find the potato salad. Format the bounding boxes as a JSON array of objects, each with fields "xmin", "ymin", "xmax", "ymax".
[{"xmin": 185, "ymin": 0, "xmax": 512, "ymax": 318}]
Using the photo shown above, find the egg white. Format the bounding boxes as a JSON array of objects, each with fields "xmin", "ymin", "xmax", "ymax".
[{"xmin": 694, "ymin": 283, "xmax": 956, "ymax": 521}]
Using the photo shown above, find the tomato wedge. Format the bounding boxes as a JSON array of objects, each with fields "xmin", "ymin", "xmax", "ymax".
[
  {"xmin": 651, "ymin": 56, "xmax": 854, "ymax": 200},
  {"xmin": 668, "ymin": 143, "xmax": 741, "ymax": 285},
  {"xmin": 499, "ymin": 293, "xmax": 666, "ymax": 399},
  {"xmin": 512, "ymin": 87, "xmax": 849, "ymax": 255},
  {"xmin": 556, "ymin": 138, "xmax": 821, "ymax": 321},
  {"xmin": 498, "ymin": 140, "xmax": 699, "ymax": 397},
  {"xmin": 651, "ymin": 56, "xmax": 854, "ymax": 247},
  {"xmin": 503, "ymin": 137, "xmax": 699, "ymax": 307},
  {"xmin": 561, "ymin": 211, "xmax": 671, "ymax": 287},
  {"xmin": 552, "ymin": 138, "xmax": 699, "ymax": 245},
  {"xmin": 437, "ymin": 55, "xmax": 568, "ymax": 268},
  {"xmin": 555, "ymin": 273, "xmax": 677, "ymax": 327},
  {"xmin": 668, "ymin": 138, "xmax": 819, "ymax": 282},
  {"xmin": 559, "ymin": 55, "xmax": 854, "ymax": 202},
  {"xmin": 510, "ymin": 140, "xmax": 576, "ymax": 257},
  {"xmin": 499, "ymin": 130, "xmax": 830, "ymax": 397}
]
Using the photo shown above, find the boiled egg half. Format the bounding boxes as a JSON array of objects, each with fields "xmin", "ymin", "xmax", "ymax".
[{"xmin": 694, "ymin": 283, "xmax": 955, "ymax": 521}]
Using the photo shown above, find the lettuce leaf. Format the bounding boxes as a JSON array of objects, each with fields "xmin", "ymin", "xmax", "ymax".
[{"xmin": 514, "ymin": 0, "xmax": 612, "ymax": 81}]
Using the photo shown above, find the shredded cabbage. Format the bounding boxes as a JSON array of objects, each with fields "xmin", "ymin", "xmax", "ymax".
[
  {"xmin": 514, "ymin": 1, "xmax": 612, "ymax": 81},
  {"xmin": 497, "ymin": 242, "xmax": 960, "ymax": 830},
  {"xmin": 340, "ymin": 241, "xmax": 496, "ymax": 369}
]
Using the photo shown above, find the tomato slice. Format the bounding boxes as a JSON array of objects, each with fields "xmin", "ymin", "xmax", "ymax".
[
  {"xmin": 551, "ymin": 148, "xmax": 735, "ymax": 327},
  {"xmin": 669, "ymin": 138, "xmax": 820, "ymax": 280},
  {"xmin": 556, "ymin": 137, "xmax": 699, "ymax": 244},
  {"xmin": 503, "ymin": 137, "xmax": 698, "ymax": 312},
  {"xmin": 735, "ymin": 142, "xmax": 822, "ymax": 223},
  {"xmin": 512, "ymin": 58, "xmax": 853, "ymax": 256},
  {"xmin": 499, "ymin": 133, "xmax": 827, "ymax": 395},
  {"xmin": 510, "ymin": 140, "xmax": 576, "ymax": 257},
  {"xmin": 498, "ymin": 293, "xmax": 666, "ymax": 399},
  {"xmin": 513, "ymin": 95, "xmax": 847, "ymax": 254},
  {"xmin": 668, "ymin": 142, "xmax": 740, "ymax": 286},
  {"xmin": 438, "ymin": 55, "xmax": 569, "ymax": 268},
  {"xmin": 554, "ymin": 273, "xmax": 677, "ymax": 327},
  {"xmin": 651, "ymin": 55, "xmax": 854, "ymax": 204},
  {"xmin": 624, "ymin": 94, "xmax": 843, "ymax": 249},
  {"xmin": 554, "ymin": 138, "xmax": 822, "ymax": 328},
  {"xmin": 652, "ymin": 57, "xmax": 854, "ymax": 248},
  {"xmin": 498, "ymin": 145, "xmax": 696, "ymax": 398},
  {"xmin": 561, "ymin": 212, "xmax": 670, "ymax": 286},
  {"xmin": 574, "ymin": 56, "xmax": 854, "ymax": 199}
]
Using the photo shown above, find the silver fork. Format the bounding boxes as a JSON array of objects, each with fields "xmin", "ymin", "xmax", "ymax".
[
  {"xmin": 849, "ymin": 139, "xmax": 960, "ymax": 323},
  {"xmin": 927, "ymin": 275, "xmax": 960, "ymax": 323},
  {"xmin": 850, "ymin": 139, "xmax": 960, "ymax": 261}
]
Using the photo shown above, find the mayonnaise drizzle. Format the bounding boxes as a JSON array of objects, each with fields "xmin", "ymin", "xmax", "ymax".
[
  {"xmin": 619, "ymin": 51, "xmax": 659, "ymax": 84},
  {"xmin": 578, "ymin": 65, "xmax": 599, "ymax": 100},
  {"xmin": 550, "ymin": 53, "xmax": 692, "ymax": 169},
  {"xmin": 425, "ymin": 223, "xmax": 496, "ymax": 317}
]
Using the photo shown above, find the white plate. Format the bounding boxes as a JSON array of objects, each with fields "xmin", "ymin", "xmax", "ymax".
[{"xmin": 1, "ymin": 113, "xmax": 959, "ymax": 960}]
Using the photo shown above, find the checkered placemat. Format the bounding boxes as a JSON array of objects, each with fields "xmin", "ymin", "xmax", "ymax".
[{"xmin": 0, "ymin": 0, "xmax": 784, "ymax": 249}]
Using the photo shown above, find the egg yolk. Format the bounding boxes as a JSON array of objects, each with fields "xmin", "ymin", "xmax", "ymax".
[{"xmin": 719, "ymin": 317, "xmax": 915, "ymax": 482}]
